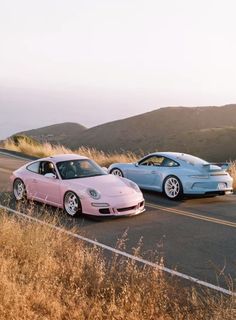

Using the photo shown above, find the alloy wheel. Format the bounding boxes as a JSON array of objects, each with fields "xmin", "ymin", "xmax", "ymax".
[
  {"xmin": 64, "ymin": 192, "xmax": 82, "ymax": 217},
  {"xmin": 164, "ymin": 176, "xmax": 182, "ymax": 200},
  {"xmin": 111, "ymin": 168, "xmax": 123, "ymax": 177},
  {"xmin": 13, "ymin": 179, "xmax": 26, "ymax": 201}
]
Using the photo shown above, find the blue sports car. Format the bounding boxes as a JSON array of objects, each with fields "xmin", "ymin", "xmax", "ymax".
[{"xmin": 108, "ymin": 152, "xmax": 233, "ymax": 200}]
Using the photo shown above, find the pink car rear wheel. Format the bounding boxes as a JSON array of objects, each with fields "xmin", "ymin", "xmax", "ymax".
[
  {"xmin": 13, "ymin": 178, "xmax": 27, "ymax": 201},
  {"xmin": 64, "ymin": 191, "xmax": 82, "ymax": 217}
]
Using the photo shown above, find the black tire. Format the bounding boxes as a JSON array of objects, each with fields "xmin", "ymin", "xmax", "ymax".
[
  {"xmin": 13, "ymin": 178, "xmax": 27, "ymax": 201},
  {"xmin": 163, "ymin": 175, "xmax": 183, "ymax": 200},
  {"xmin": 63, "ymin": 191, "xmax": 82, "ymax": 217},
  {"xmin": 110, "ymin": 168, "xmax": 124, "ymax": 177}
]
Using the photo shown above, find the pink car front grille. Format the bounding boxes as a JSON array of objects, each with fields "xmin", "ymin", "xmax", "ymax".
[{"xmin": 117, "ymin": 205, "xmax": 137, "ymax": 212}]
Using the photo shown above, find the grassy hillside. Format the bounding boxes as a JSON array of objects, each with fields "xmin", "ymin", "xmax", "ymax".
[
  {"xmin": 71, "ymin": 105, "xmax": 236, "ymax": 161},
  {"xmin": 19, "ymin": 105, "xmax": 236, "ymax": 161},
  {"xmin": 154, "ymin": 126, "xmax": 236, "ymax": 161},
  {"xmin": 0, "ymin": 209, "xmax": 235, "ymax": 319},
  {"xmin": 19, "ymin": 122, "xmax": 87, "ymax": 146},
  {"xmin": 70, "ymin": 105, "xmax": 236, "ymax": 162}
]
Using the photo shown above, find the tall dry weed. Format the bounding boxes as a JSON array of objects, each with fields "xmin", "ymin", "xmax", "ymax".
[
  {"xmin": 3, "ymin": 138, "xmax": 137, "ymax": 167},
  {"xmin": 229, "ymin": 161, "xmax": 236, "ymax": 190},
  {"xmin": 0, "ymin": 210, "xmax": 235, "ymax": 320}
]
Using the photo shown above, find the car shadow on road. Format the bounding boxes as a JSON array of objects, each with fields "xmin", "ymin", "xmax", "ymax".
[{"xmin": 141, "ymin": 189, "xmax": 235, "ymax": 207}]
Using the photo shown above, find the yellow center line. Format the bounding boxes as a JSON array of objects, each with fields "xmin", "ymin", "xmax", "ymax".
[{"xmin": 146, "ymin": 202, "xmax": 236, "ymax": 228}]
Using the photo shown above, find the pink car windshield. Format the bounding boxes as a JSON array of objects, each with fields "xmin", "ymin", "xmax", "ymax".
[{"xmin": 56, "ymin": 159, "xmax": 106, "ymax": 180}]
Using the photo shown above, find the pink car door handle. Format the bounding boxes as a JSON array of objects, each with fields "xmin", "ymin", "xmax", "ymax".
[{"xmin": 32, "ymin": 179, "xmax": 38, "ymax": 183}]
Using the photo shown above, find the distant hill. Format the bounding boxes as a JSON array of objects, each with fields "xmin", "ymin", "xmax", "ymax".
[
  {"xmin": 18, "ymin": 122, "xmax": 87, "ymax": 146},
  {"xmin": 72, "ymin": 105, "xmax": 236, "ymax": 162},
  {"xmin": 16, "ymin": 105, "xmax": 236, "ymax": 162}
]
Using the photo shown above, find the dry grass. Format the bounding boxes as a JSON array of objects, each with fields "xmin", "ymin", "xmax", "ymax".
[
  {"xmin": 3, "ymin": 137, "xmax": 137, "ymax": 167},
  {"xmin": 0, "ymin": 209, "xmax": 235, "ymax": 320},
  {"xmin": 3, "ymin": 136, "xmax": 236, "ymax": 188},
  {"xmin": 228, "ymin": 161, "xmax": 236, "ymax": 190}
]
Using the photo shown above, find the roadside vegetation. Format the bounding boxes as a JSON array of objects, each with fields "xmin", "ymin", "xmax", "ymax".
[
  {"xmin": 3, "ymin": 135, "xmax": 236, "ymax": 188},
  {"xmin": 0, "ymin": 209, "xmax": 235, "ymax": 320},
  {"xmin": 228, "ymin": 161, "xmax": 236, "ymax": 189},
  {"xmin": 3, "ymin": 135, "xmax": 138, "ymax": 167}
]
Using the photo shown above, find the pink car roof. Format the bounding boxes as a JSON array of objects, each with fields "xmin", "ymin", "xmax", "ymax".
[{"xmin": 41, "ymin": 154, "xmax": 88, "ymax": 163}]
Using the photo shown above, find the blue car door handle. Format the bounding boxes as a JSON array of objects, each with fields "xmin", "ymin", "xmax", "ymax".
[{"xmin": 151, "ymin": 171, "xmax": 156, "ymax": 174}]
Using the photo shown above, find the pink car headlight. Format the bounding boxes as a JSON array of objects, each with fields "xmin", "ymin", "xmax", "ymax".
[
  {"xmin": 87, "ymin": 188, "xmax": 101, "ymax": 200},
  {"xmin": 128, "ymin": 181, "xmax": 141, "ymax": 193}
]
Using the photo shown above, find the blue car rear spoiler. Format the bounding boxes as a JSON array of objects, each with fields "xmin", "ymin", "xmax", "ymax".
[{"xmin": 202, "ymin": 163, "xmax": 229, "ymax": 171}]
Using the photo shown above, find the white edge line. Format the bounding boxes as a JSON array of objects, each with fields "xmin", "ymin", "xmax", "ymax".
[{"xmin": 0, "ymin": 204, "xmax": 235, "ymax": 297}]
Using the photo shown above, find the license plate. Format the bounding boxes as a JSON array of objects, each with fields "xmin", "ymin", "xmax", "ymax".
[{"xmin": 218, "ymin": 183, "xmax": 226, "ymax": 190}]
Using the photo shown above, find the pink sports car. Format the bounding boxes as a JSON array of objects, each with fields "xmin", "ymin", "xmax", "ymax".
[{"xmin": 11, "ymin": 154, "xmax": 145, "ymax": 217}]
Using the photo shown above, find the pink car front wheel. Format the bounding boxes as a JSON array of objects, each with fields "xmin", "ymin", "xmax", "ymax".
[{"xmin": 64, "ymin": 191, "xmax": 82, "ymax": 217}]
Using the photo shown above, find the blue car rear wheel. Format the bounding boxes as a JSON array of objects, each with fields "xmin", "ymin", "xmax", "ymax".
[{"xmin": 163, "ymin": 176, "xmax": 183, "ymax": 200}]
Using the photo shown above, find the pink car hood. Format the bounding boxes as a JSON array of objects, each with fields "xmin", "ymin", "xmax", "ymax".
[{"xmin": 64, "ymin": 174, "xmax": 135, "ymax": 196}]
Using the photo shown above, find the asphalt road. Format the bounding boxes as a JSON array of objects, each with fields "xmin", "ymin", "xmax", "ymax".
[{"xmin": 1, "ymin": 152, "xmax": 236, "ymax": 290}]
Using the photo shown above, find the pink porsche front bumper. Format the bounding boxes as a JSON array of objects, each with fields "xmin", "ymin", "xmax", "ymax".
[{"xmin": 82, "ymin": 193, "xmax": 145, "ymax": 217}]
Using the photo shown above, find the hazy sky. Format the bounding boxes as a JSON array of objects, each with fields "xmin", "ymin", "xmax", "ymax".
[{"xmin": 1, "ymin": 0, "xmax": 236, "ymax": 139}]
